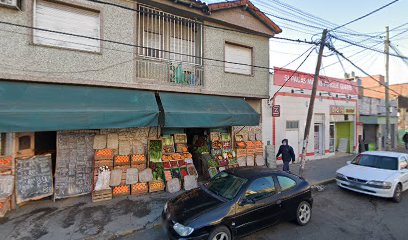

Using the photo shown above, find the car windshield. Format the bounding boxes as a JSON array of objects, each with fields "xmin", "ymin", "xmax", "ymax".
[
  {"xmin": 206, "ymin": 172, "xmax": 247, "ymax": 200},
  {"xmin": 352, "ymin": 154, "xmax": 398, "ymax": 170}
]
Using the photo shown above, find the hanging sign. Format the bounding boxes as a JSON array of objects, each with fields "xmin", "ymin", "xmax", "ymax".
[{"xmin": 272, "ymin": 105, "xmax": 280, "ymax": 117}]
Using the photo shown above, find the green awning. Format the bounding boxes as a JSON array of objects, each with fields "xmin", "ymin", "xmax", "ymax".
[
  {"xmin": 0, "ymin": 81, "xmax": 159, "ymax": 132},
  {"xmin": 159, "ymin": 92, "xmax": 259, "ymax": 128}
]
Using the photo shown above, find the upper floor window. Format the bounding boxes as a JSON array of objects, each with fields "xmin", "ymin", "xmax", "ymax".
[
  {"xmin": 224, "ymin": 42, "xmax": 253, "ymax": 75},
  {"xmin": 33, "ymin": 0, "xmax": 101, "ymax": 52},
  {"xmin": 137, "ymin": 5, "xmax": 203, "ymax": 65}
]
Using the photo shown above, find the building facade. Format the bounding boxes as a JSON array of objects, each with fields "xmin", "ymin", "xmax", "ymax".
[
  {"xmin": 0, "ymin": 0, "xmax": 281, "ymax": 208},
  {"xmin": 263, "ymin": 68, "xmax": 359, "ymax": 163}
]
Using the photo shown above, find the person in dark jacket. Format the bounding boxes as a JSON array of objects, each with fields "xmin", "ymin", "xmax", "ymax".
[
  {"xmin": 276, "ymin": 139, "xmax": 296, "ymax": 172},
  {"xmin": 403, "ymin": 132, "xmax": 408, "ymax": 150}
]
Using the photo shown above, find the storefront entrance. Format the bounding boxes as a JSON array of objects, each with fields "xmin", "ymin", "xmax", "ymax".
[
  {"xmin": 314, "ymin": 123, "xmax": 324, "ymax": 155},
  {"xmin": 335, "ymin": 122, "xmax": 353, "ymax": 153}
]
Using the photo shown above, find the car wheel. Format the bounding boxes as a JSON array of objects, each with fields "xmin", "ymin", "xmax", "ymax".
[
  {"xmin": 296, "ymin": 201, "xmax": 312, "ymax": 226},
  {"xmin": 208, "ymin": 226, "xmax": 231, "ymax": 240},
  {"xmin": 392, "ymin": 184, "xmax": 402, "ymax": 203}
]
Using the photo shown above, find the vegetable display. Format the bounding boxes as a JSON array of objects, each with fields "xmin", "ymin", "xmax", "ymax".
[{"xmin": 149, "ymin": 140, "xmax": 162, "ymax": 162}]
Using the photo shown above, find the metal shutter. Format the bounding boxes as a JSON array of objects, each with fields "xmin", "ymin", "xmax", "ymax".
[
  {"xmin": 33, "ymin": 0, "xmax": 100, "ymax": 52},
  {"xmin": 224, "ymin": 43, "xmax": 252, "ymax": 75}
]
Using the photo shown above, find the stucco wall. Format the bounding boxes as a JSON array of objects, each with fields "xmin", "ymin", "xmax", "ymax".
[
  {"xmin": 0, "ymin": 0, "xmax": 137, "ymax": 85},
  {"xmin": 203, "ymin": 23, "xmax": 269, "ymax": 99}
]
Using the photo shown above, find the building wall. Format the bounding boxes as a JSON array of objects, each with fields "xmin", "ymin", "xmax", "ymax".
[
  {"xmin": 0, "ymin": 0, "xmax": 270, "ymax": 99},
  {"xmin": 272, "ymin": 90, "xmax": 357, "ymax": 161},
  {"xmin": 0, "ymin": 0, "xmax": 137, "ymax": 86},
  {"xmin": 203, "ymin": 23, "xmax": 269, "ymax": 99}
]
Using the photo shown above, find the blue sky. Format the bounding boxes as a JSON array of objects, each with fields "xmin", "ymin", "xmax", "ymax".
[{"xmin": 206, "ymin": 0, "xmax": 408, "ymax": 84}]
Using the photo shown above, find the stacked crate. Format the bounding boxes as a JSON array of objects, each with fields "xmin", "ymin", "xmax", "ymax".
[
  {"xmin": 245, "ymin": 141, "xmax": 255, "ymax": 166},
  {"xmin": 235, "ymin": 135, "xmax": 247, "ymax": 167},
  {"xmin": 0, "ymin": 155, "xmax": 13, "ymax": 217},
  {"xmin": 93, "ymin": 149, "xmax": 114, "ymax": 202},
  {"xmin": 255, "ymin": 141, "xmax": 265, "ymax": 166},
  {"xmin": 112, "ymin": 155, "xmax": 131, "ymax": 197}
]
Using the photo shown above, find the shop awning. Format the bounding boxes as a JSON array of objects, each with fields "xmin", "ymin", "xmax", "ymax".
[
  {"xmin": 0, "ymin": 81, "xmax": 159, "ymax": 132},
  {"xmin": 159, "ymin": 92, "xmax": 260, "ymax": 128},
  {"xmin": 360, "ymin": 116, "xmax": 398, "ymax": 125}
]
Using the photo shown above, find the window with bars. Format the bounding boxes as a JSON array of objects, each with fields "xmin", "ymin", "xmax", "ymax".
[
  {"xmin": 137, "ymin": 5, "xmax": 203, "ymax": 65},
  {"xmin": 286, "ymin": 121, "xmax": 299, "ymax": 129}
]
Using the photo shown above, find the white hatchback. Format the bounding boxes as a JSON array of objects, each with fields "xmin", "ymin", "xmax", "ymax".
[{"xmin": 336, "ymin": 151, "xmax": 408, "ymax": 202}]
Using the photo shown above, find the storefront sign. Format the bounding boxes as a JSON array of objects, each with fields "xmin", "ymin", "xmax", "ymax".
[
  {"xmin": 274, "ymin": 68, "xmax": 357, "ymax": 95},
  {"xmin": 272, "ymin": 105, "xmax": 280, "ymax": 117},
  {"xmin": 54, "ymin": 132, "xmax": 95, "ymax": 199},
  {"xmin": 330, "ymin": 106, "xmax": 356, "ymax": 115},
  {"xmin": 16, "ymin": 155, "xmax": 53, "ymax": 204}
]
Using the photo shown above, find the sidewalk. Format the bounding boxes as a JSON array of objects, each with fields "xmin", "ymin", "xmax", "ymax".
[{"xmin": 0, "ymin": 154, "xmax": 353, "ymax": 240}]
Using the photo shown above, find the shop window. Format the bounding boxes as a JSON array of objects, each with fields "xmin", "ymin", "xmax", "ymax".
[
  {"xmin": 286, "ymin": 121, "xmax": 299, "ymax": 129},
  {"xmin": 18, "ymin": 136, "xmax": 31, "ymax": 150}
]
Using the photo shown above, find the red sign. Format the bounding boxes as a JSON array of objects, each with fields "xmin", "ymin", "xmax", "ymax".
[
  {"xmin": 274, "ymin": 67, "xmax": 357, "ymax": 95},
  {"xmin": 272, "ymin": 105, "xmax": 280, "ymax": 117}
]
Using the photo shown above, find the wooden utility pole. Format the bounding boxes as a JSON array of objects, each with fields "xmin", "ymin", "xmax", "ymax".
[
  {"xmin": 299, "ymin": 29, "xmax": 328, "ymax": 177},
  {"xmin": 385, "ymin": 26, "xmax": 391, "ymax": 151}
]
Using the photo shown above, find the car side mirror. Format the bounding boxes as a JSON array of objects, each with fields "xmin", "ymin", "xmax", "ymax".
[
  {"xmin": 239, "ymin": 197, "xmax": 255, "ymax": 206},
  {"xmin": 346, "ymin": 161, "xmax": 351, "ymax": 165}
]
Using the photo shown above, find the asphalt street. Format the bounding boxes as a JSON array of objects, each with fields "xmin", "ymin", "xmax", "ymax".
[{"xmin": 119, "ymin": 183, "xmax": 408, "ymax": 240}]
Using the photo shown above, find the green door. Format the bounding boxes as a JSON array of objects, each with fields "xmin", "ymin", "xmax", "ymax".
[{"xmin": 335, "ymin": 122, "xmax": 353, "ymax": 153}]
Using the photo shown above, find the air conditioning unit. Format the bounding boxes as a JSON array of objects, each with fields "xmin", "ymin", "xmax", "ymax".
[{"xmin": 0, "ymin": 0, "xmax": 21, "ymax": 9}]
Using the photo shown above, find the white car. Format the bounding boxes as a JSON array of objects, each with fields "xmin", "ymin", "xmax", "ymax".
[{"xmin": 336, "ymin": 151, "xmax": 408, "ymax": 202}]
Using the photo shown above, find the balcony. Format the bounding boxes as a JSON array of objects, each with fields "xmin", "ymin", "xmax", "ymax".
[{"xmin": 135, "ymin": 58, "xmax": 203, "ymax": 87}]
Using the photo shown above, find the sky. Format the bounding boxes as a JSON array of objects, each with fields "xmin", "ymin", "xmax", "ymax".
[{"xmin": 206, "ymin": 0, "xmax": 408, "ymax": 84}]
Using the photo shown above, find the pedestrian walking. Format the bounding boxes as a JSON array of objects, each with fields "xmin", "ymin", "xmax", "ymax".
[
  {"xmin": 403, "ymin": 132, "xmax": 408, "ymax": 150},
  {"xmin": 276, "ymin": 139, "xmax": 296, "ymax": 172}
]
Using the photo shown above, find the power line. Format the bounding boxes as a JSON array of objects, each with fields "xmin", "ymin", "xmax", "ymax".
[
  {"xmin": 328, "ymin": 45, "xmax": 400, "ymax": 96},
  {"xmin": 330, "ymin": 0, "xmax": 399, "ymax": 31},
  {"xmin": 270, "ymin": 46, "xmax": 316, "ymax": 100}
]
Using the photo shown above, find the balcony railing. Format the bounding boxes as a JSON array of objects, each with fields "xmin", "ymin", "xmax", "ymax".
[{"xmin": 135, "ymin": 58, "xmax": 203, "ymax": 87}]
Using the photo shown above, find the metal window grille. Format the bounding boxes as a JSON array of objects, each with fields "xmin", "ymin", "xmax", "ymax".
[
  {"xmin": 137, "ymin": 4, "xmax": 203, "ymax": 65},
  {"xmin": 286, "ymin": 121, "xmax": 299, "ymax": 129}
]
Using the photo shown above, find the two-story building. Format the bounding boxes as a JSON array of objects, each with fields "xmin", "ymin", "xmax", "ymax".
[{"xmin": 0, "ymin": 0, "xmax": 281, "ymax": 205}]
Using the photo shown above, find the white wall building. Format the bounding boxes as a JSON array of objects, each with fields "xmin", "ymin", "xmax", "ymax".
[{"xmin": 263, "ymin": 68, "xmax": 359, "ymax": 163}]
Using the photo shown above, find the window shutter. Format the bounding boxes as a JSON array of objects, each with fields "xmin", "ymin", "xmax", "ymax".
[
  {"xmin": 225, "ymin": 43, "xmax": 252, "ymax": 75},
  {"xmin": 34, "ymin": 0, "xmax": 100, "ymax": 52}
]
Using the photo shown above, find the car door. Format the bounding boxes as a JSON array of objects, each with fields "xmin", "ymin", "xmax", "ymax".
[
  {"xmin": 232, "ymin": 176, "xmax": 282, "ymax": 236},
  {"xmin": 399, "ymin": 155, "xmax": 408, "ymax": 191},
  {"xmin": 276, "ymin": 175, "xmax": 300, "ymax": 220}
]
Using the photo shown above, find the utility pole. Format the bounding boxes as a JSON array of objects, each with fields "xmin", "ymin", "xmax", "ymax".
[
  {"xmin": 385, "ymin": 26, "xmax": 391, "ymax": 151},
  {"xmin": 299, "ymin": 29, "xmax": 328, "ymax": 177}
]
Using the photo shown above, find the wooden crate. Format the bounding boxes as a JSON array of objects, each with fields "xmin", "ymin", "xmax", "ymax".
[
  {"xmin": 149, "ymin": 180, "xmax": 165, "ymax": 193},
  {"xmin": 95, "ymin": 149, "xmax": 114, "ymax": 160},
  {"xmin": 0, "ymin": 197, "xmax": 11, "ymax": 218},
  {"xmin": 131, "ymin": 183, "xmax": 148, "ymax": 195},
  {"xmin": 175, "ymin": 143, "xmax": 187, "ymax": 153},
  {"xmin": 112, "ymin": 185, "xmax": 130, "ymax": 197},
  {"xmin": 92, "ymin": 189, "xmax": 112, "ymax": 203},
  {"xmin": 114, "ymin": 155, "xmax": 130, "ymax": 167},
  {"xmin": 174, "ymin": 134, "xmax": 187, "ymax": 144},
  {"xmin": 236, "ymin": 149, "xmax": 247, "ymax": 157},
  {"xmin": 131, "ymin": 154, "xmax": 146, "ymax": 165},
  {"xmin": 132, "ymin": 163, "xmax": 146, "ymax": 171},
  {"xmin": 95, "ymin": 159, "xmax": 113, "ymax": 168}
]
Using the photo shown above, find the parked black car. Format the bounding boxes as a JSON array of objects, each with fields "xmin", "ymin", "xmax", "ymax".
[{"xmin": 162, "ymin": 167, "xmax": 313, "ymax": 240}]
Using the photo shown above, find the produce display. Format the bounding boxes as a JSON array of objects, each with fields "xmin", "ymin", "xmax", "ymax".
[{"xmin": 149, "ymin": 140, "xmax": 162, "ymax": 163}]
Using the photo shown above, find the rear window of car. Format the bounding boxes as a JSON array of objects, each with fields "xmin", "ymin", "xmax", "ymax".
[
  {"xmin": 352, "ymin": 154, "xmax": 398, "ymax": 170},
  {"xmin": 277, "ymin": 176, "xmax": 297, "ymax": 191}
]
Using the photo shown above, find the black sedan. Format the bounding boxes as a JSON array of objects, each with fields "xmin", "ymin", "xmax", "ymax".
[{"xmin": 162, "ymin": 167, "xmax": 313, "ymax": 240}]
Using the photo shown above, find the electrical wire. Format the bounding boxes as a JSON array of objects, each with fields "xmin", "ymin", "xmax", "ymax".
[{"xmin": 330, "ymin": 0, "xmax": 399, "ymax": 31}]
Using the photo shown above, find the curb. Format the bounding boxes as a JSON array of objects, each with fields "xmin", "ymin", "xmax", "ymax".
[{"xmin": 311, "ymin": 178, "xmax": 336, "ymax": 186}]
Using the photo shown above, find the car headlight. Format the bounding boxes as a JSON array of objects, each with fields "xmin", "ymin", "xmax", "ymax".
[
  {"xmin": 173, "ymin": 222, "xmax": 194, "ymax": 237},
  {"xmin": 367, "ymin": 180, "xmax": 392, "ymax": 189},
  {"xmin": 336, "ymin": 173, "xmax": 347, "ymax": 181}
]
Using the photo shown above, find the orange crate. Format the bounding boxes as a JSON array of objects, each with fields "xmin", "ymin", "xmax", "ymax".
[
  {"xmin": 132, "ymin": 163, "xmax": 146, "ymax": 171},
  {"xmin": 95, "ymin": 159, "xmax": 113, "ymax": 168},
  {"xmin": 95, "ymin": 149, "xmax": 114, "ymax": 160},
  {"xmin": 149, "ymin": 180, "xmax": 165, "ymax": 193},
  {"xmin": 131, "ymin": 183, "xmax": 148, "ymax": 195},
  {"xmin": 0, "ymin": 197, "xmax": 11, "ymax": 218},
  {"xmin": 114, "ymin": 155, "xmax": 130, "ymax": 167},
  {"xmin": 0, "ymin": 156, "xmax": 12, "ymax": 169},
  {"xmin": 245, "ymin": 141, "xmax": 255, "ymax": 149},
  {"xmin": 236, "ymin": 149, "xmax": 247, "ymax": 157},
  {"xmin": 112, "ymin": 185, "xmax": 130, "ymax": 197},
  {"xmin": 131, "ymin": 154, "xmax": 146, "ymax": 165}
]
